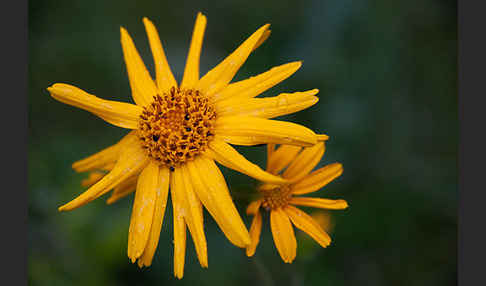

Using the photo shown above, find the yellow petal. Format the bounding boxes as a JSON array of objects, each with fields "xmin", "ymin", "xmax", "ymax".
[
  {"xmin": 252, "ymin": 29, "xmax": 271, "ymax": 51},
  {"xmin": 47, "ymin": 84, "xmax": 142, "ymax": 129},
  {"xmin": 143, "ymin": 18, "xmax": 177, "ymax": 92},
  {"xmin": 58, "ymin": 142, "xmax": 149, "ymax": 211},
  {"xmin": 81, "ymin": 172, "xmax": 105, "ymax": 188},
  {"xmin": 211, "ymin": 61, "xmax": 302, "ymax": 103},
  {"xmin": 127, "ymin": 162, "xmax": 159, "ymax": 261},
  {"xmin": 215, "ymin": 116, "xmax": 318, "ymax": 147},
  {"xmin": 284, "ymin": 205, "xmax": 331, "ymax": 248},
  {"xmin": 120, "ymin": 27, "xmax": 158, "ymax": 107},
  {"xmin": 266, "ymin": 144, "xmax": 302, "ymax": 175},
  {"xmin": 170, "ymin": 169, "xmax": 187, "ymax": 279},
  {"xmin": 246, "ymin": 210, "xmax": 262, "ymax": 257},
  {"xmin": 196, "ymin": 24, "xmax": 270, "ymax": 96},
  {"xmin": 106, "ymin": 174, "xmax": 138, "ymax": 204},
  {"xmin": 137, "ymin": 167, "xmax": 170, "ymax": 267},
  {"xmin": 180, "ymin": 12, "xmax": 207, "ymax": 89},
  {"xmin": 290, "ymin": 197, "xmax": 349, "ymax": 210},
  {"xmin": 270, "ymin": 208, "xmax": 297, "ymax": 263},
  {"xmin": 180, "ymin": 165, "xmax": 208, "ymax": 268},
  {"xmin": 186, "ymin": 157, "xmax": 251, "ymax": 247},
  {"xmin": 246, "ymin": 199, "xmax": 262, "ymax": 215},
  {"xmin": 266, "ymin": 143, "xmax": 275, "ymax": 167},
  {"xmin": 72, "ymin": 131, "xmax": 137, "ymax": 173},
  {"xmin": 215, "ymin": 89, "xmax": 319, "ymax": 119},
  {"xmin": 317, "ymin": 134, "xmax": 329, "ymax": 141},
  {"xmin": 282, "ymin": 141, "xmax": 325, "ymax": 182},
  {"xmin": 291, "ymin": 163, "xmax": 343, "ymax": 195},
  {"xmin": 206, "ymin": 138, "xmax": 286, "ymax": 184}
]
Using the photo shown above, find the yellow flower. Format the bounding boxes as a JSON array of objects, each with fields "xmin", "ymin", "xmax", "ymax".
[
  {"xmin": 47, "ymin": 13, "xmax": 321, "ymax": 278},
  {"xmin": 245, "ymin": 139, "xmax": 348, "ymax": 263}
]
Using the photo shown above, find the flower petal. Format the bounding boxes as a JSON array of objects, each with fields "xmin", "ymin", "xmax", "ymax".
[
  {"xmin": 266, "ymin": 145, "xmax": 302, "ymax": 175},
  {"xmin": 170, "ymin": 169, "xmax": 187, "ymax": 279},
  {"xmin": 196, "ymin": 24, "xmax": 270, "ymax": 96},
  {"xmin": 58, "ymin": 142, "xmax": 149, "ymax": 211},
  {"xmin": 47, "ymin": 84, "xmax": 142, "ymax": 129},
  {"xmin": 282, "ymin": 141, "xmax": 325, "ymax": 182},
  {"xmin": 206, "ymin": 138, "xmax": 286, "ymax": 184},
  {"xmin": 180, "ymin": 165, "xmax": 208, "ymax": 268},
  {"xmin": 246, "ymin": 199, "xmax": 262, "ymax": 215},
  {"xmin": 215, "ymin": 116, "xmax": 318, "ymax": 147},
  {"xmin": 246, "ymin": 210, "xmax": 262, "ymax": 257},
  {"xmin": 215, "ymin": 89, "xmax": 319, "ymax": 119},
  {"xmin": 81, "ymin": 172, "xmax": 105, "ymax": 188},
  {"xmin": 290, "ymin": 197, "xmax": 349, "ymax": 210},
  {"xmin": 186, "ymin": 157, "xmax": 251, "ymax": 247},
  {"xmin": 252, "ymin": 29, "xmax": 271, "ymax": 51},
  {"xmin": 136, "ymin": 166, "xmax": 170, "ymax": 267},
  {"xmin": 106, "ymin": 174, "xmax": 138, "ymax": 205},
  {"xmin": 127, "ymin": 162, "xmax": 159, "ymax": 261},
  {"xmin": 120, "ymin": 27, "xmax": 158, "ymax": 107},
  {"xmin": 284, "ymin": 205, "xmax": 331, "ymax": 248},
  {"xmin": 180, "ymin": 12, "xmax": 207, "ymax": 89},
  {"xmin": 270, "ymin": 208, "xmax": 297, "ymax": 263},
  {"xmin": 211, "ymin": 61, "xmax": 302, "ymax": 103},
  {"xmin": 72, "ymin": 131, "xmax": 137, "ymax": 173},
  {"xmin": 291, "ymin": 163, "xmax": 343, "ymax": 195},
  {"xmin": 143, "ymin": 17, "xmax": 177, "ymax": 92}
]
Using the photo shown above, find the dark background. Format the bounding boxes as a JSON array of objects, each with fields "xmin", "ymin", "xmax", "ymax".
[{"xmin": 28, "ymin": 0, "xmax": 457, "ymax": 285}]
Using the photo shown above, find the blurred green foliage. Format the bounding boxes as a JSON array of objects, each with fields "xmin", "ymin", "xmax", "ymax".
[{"xmin": 28, "ymin": 0, "xmax": 457, "ymax": 285}]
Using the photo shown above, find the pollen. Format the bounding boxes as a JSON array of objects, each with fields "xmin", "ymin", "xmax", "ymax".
[
  {"xmin": 138, "ymin": 87, "xmax": 216, "ymax": 168},
  {"xmin": 261, "ymin": 185, "xmax": 293, "ymax": 210}
]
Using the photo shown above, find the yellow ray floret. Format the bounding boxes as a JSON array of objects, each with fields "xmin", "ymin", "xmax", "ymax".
[{"xmin": 128, "ymin": 161, "xmax": 159, "ymax": 261}]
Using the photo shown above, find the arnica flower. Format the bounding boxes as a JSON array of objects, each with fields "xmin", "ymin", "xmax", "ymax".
[
  {"xmin": 47, "ymin": 13, "xmax": 321, "ymax": 278},
  {"xmin": 245, "ymin": 140, "xmax": 348, "ymax": 263}
]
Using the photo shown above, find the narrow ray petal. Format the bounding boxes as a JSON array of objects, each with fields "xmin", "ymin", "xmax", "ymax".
[
  {"xmin": 81, "ymin": 172, "xmax": 105, "ymax": 188},
  {"xmin": 186, "ymin": 157, "xmax": 251, "ymax": 247},
  {"xmin": 206, "ymin": 138, "xmax": 286, "ymax": 184},
  {"xmin": 266, "ymin": 143, "xmax": 275, "ymax": 168},
  {"xmin": 180, "ymin": 12, "xmax": 207, "ymax": 89},
  {"xmin": 246, "ymin": 210, "xmax": 262, "ymax": 257},
  {"xmin": 180, "ymin": 166, "xmax": 208, "ymax": 268},
  {"xmin": 291, "ymin": 163, "xmax": 343, "ymax": 195},
  {"xmin": 170, "ymin": 170, "xmax": 187, "ymax": 279},
  {"xmin": 72, "ymin": 131, "xmax": 137, "ymax": 173},
  {"xmin": 266, "ymin": 145, "xmax": 302, "ymax": 175},
  {"xmin": 215, "ymin": 116, "xmax": 317, "ymax": 147},
  {"xmin": 58, "ymin": 143, "xmax": 149, "ymax": 211},
  {"xmin": 290, "ymin": 197, "xmax": 348, "ymax": 210},
  {"xmin": 137, "ymin": 167, "xmax": 170, "ymax": 267},
  {"xmin": 196, "ymin": 24, "xmax": 270, "ymax": 96},
  {"xmin": 252, "ymin": 29, "xmax": 271, "ymax": 51},
  {"xmin": 210, "ymin": 61, "xmax": 302, "ymax": 103},
  {"xmin": 215, "ymin": 90, "xmax": 319, "ymax": 119},
  {"xmin": 270, "ymin": 208, "xmax": 297, "ymax": 263},
  {"xmin": 143, "ymin": 17, "xmax": 177, "ymax": 92},
  {"xmin": 120, "ymin": 27, "xmax": 158, "ymax": 106},
  {"xmin": 246, "ymin": 199, "xmax": 262, "ymax": 215},
  {"xmin": 283, "ymin": 141, "xmax": 325, "ymax": 182},
  {"xmin": 47, "ymin": 84, "xmax": 142, "ymax": 129},
  {"xmin": 106, "ymin": 174, "xmax": 138, "ymax": 204},
  {"xmin": 284, "ymin": 205, "xmax": 331, "ymax": 248},
  {"xmin": 127, "ymin": 162, "xmax": 159, "ymax": 261}
]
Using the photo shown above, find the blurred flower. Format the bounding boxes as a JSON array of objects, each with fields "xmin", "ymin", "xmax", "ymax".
[
  {"xmin": 47, "ymin": 12, "xmax": 321, "ymax": 278},
  {"xmin": 246, "ymin": 140, "xmax": 348, "ymax": 263}
]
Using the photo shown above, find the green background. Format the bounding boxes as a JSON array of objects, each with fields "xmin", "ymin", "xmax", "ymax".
[{"xmin": 28, "ymin": 0, "xmax": 457, "ymax": 285}]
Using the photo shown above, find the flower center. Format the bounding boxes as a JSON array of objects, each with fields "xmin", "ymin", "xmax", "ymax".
[
  {"xmin": 260, "ymin": 185, "xmax": 293, "ymax": 210},
  {"xmin": 138, "ymin": 87, "xmax": 216, "ymax": 169}
]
